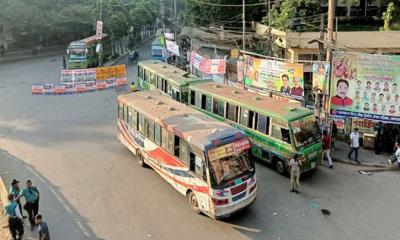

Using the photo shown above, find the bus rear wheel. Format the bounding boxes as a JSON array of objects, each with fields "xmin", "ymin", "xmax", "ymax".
[
  {"xmin": 187, "ymin": 191, "xmax": 201, "ymax": 214},
  {"xmin": 276, "ymin": 159, "xmax": 287, "ymax": 175}
]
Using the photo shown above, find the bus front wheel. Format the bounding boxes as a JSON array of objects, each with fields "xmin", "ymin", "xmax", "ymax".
[
  {"xmin": 136, "ymin": 151, "xmax": 146, "ymax": 168},
  {"xmin": 187, "ymin": 191, "xmax": 201, "ymax": 214},
  {"xmin": 276, "ymin": 159, "xmax": 287, "ymax": 175}
]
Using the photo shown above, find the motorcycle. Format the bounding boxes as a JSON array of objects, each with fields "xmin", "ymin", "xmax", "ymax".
[{"xmin": 128, "ymin": 51, "xmax": 139, "ymax": 65}]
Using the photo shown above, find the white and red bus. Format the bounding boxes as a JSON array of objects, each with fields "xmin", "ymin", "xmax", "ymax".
[{"xmin": 117, "ymin": 90, "xmax": 257, "ymax": 218}]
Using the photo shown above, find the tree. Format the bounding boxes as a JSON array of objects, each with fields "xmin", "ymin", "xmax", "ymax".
[
  {"xmin": 263, "ymin": 0, "xmax": 321, "ymax": 31},
  {"xmin": 184, "ymin": 0, "xmax": 264, "ymax": 27},
  {"xmin": 380, "ymin": 1, "xmax": 400, "ymax": 31}
]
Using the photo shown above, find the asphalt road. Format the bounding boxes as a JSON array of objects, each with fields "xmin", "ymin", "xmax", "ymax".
[{"xmin": 0, "ymin": 42, "xmax": 399, "ymax": 240}]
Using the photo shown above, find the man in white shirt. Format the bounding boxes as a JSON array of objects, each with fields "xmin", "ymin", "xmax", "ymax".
[
  {"xmin": 388, "ymin": 142, "xmax": 400, "ymax": 168},
  {"xmin": 348, "ymin": 128, "xmax": 361, "ymax": 164}
]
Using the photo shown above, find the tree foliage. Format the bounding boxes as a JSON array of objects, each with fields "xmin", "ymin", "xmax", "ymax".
[
  {"xmin": 184, "ymin": 0, "xmax": 264, "ymax": 27},
  {"xmin": 381, "ymin": 0, "xmax": 400, "ymax": 31},
  {"xmin": 0, "ymin": 0, "xmax": 158, "ymax": 49},
  {"xmin": 263, "ymin": 0, "xmax": 321, "ymax": 31}
]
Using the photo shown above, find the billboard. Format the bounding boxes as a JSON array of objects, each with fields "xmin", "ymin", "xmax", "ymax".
[
  {"xmin": 190, "ymin": 51, "xmax": 226, "ymax": 75},
  {"xmin": 312, "ymin": 63, "xmax": 330, "ymax": 94},
  {"xmin": 330, "ymin": 52, "xmax": 400, "ymax": 123},
  {"xmin": 244, "ymin": 56, "xmax": 304, "ymax": 99},
  {"xmin": 165, "ymin": 40, "xmax": 180, "ymax": 56}
]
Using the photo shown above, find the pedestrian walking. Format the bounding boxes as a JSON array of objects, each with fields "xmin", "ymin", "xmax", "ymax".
[
  {"xmin": 289, "ymin": 154, "xmax": 302, "ymax": 193},
  {"xmin": 17, "ymin": 180, "xmax": 40, "ymax": 231},
  {"xmin": 35, "ymin": 214, "xmax": 50, "ymax": 240},
  {"xmin": 5, "ymin": 194, "xmax": 24, "ymax": 240},
  {"xmin": 9, "ymin": 179, "xmax": 27, "ymax": 219},
  {"xmin": 388, "ymin": 142, "xmax": 400, "ymax": 168},
  {"xmin": 331, "ymin": 121, "xmax": 338, "ymax": 150},
  {"xmin": 322, "ymin": 130, "xmax": 333, "ymax": 168},
  {"xmin": 62, "ymin": 56, "xmax": 66, "ymax": 69},
  {"xmin": 348, "ymin": 128, "xmax": 361, "ymax": 164}
]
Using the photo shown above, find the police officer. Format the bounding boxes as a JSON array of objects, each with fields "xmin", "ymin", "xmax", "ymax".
[
  {"xmin": 17, "ymin": 180, "xmax": 40, "ymax": 231},
  {"xmin": 9, "ymin": 179, "xmax": 27, "ymax": 219},
  {"xmin": 5, "ymin": 194, "xmax": 24, "ymax": 240}
]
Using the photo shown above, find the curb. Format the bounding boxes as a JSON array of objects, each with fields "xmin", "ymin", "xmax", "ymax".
[
  {"xmin": 333, "ymin": 157, "xmax": 387, "ymax": 168},
  {"xmin": 0, "ymin": 175, "xmax": 11, "ymax": 239}
]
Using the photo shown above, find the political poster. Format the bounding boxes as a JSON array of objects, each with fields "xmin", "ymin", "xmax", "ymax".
[
  {"xmin": 244, "ymin": 56, "xmax": 304, "ymax": 99},
  {"xmin": 190, "ymin": 51, "xmax": 226, "ymax": 75},
  {"xmin": 165, "ymin": 40, "xmax": 180, "ymax": 56},
  {"xmin": 60, "ymin": 69, "xmax": 96, "ymax": 85},
  {"xmin": 330, "ymin": 52, "xmax": 400, "ymax": 123},
  {"xmin": 95, "ymin": 65, "xmax": 127, "ymax": 81},
  {"xmin": 312, "ymin": 63, "xmax": 330, "ymax": 94}
]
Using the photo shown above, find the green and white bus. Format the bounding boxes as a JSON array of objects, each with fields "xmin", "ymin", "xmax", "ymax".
[
  {"xmin": 137, "ymin": 60, "xmax": 204, "ymax": 103},
  {"xmin": 188, "ymin": 81, "xmax": 322, "ymax": 174}
]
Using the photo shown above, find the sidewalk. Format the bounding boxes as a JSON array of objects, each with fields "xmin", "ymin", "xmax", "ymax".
[{"xmin": 330, "ymin": 141, "xmax": 391, "ymax": 168}]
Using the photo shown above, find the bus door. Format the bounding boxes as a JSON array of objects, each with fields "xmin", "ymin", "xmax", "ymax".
[{"xmin": 172, "ymin": 87, "xmax": 180, "ymax": 102}]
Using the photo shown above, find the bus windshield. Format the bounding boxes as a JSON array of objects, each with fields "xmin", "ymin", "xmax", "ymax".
[
  {"xmin": 207, "ymin": 139, "xmax": 254, "ymax": 187},
  {"xmin": 290, "ymin": 115, "xmax": 320, "ymax": 148},
  {"xmin": 69, "ymin": 48, "xmax": 86, "ymax": 60}
]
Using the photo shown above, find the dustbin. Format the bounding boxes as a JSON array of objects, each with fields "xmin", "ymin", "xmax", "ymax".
[{"xmin": 363, "ymin": 133, "xmax": 375, "ymax": 149}]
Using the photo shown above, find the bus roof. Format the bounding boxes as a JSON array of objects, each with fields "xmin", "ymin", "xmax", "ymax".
[
  {"xmin": 189, "ymin": 82, "xmax": 313, "ymax": 122},
  {"xmin": 138, "ymin": 60, "xmax": 204, "ymax": 87},
  {"xmin": 118, "ymin": 90, "xmax": 243, "ymax": 150}
]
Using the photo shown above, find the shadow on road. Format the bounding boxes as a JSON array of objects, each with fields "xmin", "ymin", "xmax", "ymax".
[{"xmin": 0, "ymin": 149, "xmax": 105, "ymax": 240}]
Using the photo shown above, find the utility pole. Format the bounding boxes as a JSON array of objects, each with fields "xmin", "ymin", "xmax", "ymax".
[
  {"xmin": 242, "ymin": 0, "xmax": 245, "ymax": 51},
  {"xmin": 173, "ymin": 0, "xmax": 177, "ymax": 19},
  {"xmin": 318, "ymin": 14, "xmax": 325, "ymax": 61},
  {"xmin": 99, "ymin": 0, "xmax": 102, "ymax": 21},
  {"xmin": 326, "ymin": 0, "xmax": 335, "ymax": 62},
  {"xmin": 160, "ymin": 0, "xmax": 167, "ymax": 62},
  {"xmin": 268, "ymin": 0, "xmax": 271, "ymax": 27}
]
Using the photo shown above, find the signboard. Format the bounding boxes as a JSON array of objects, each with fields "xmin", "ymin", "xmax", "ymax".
[
  {"xmin": 95, "ymin": 65, "xmax": 127, "ymax": 81},
  {"xmin": 165, "ymin": 40, "xmax": 180, "ymax": 56},
  {"xmin": 164, "ymin": 32, "xmax": 174, "ymax": 40},
  {"xmin": 330, "ymin": 52, "xmax": 400, "ymax": 123},
  {"xmin": 312, "ymin": 63, "xmax": 330, "ymax": 94},
  {"xmin": 190, "ymin": 51, "xmax": 226, "ymax": 75},
  {"xmin": 244, "ymin": 56, "xmax": 304, "ymax": 99},
  {"xmin": 60, "ymin": 69, "xmax": 96, "ymax": 85},
  {"xmin": 351, "ymin": 118, "xmax": 376, "ymax": 135},
  {"xmin": 96, "ymin": 21, "xmax": 103, "ymax": 36},
  {"xmin": 207, "ymin": 138, "xmax": 250, "ymax": 161}
]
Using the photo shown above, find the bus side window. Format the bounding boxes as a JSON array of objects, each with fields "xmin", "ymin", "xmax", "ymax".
[
  {"xmin": 128, "ymin": 107, "xmax": 138, "ymax": 130},
  {"xmin": 240, "ymin": 108, "xmax": 249, "ymax": 126},
  {"xmin": 157, "ymin": 76, "xmax": 162, "ymax": 89},
  {"xmin": 195, "ymin": 91, "xmax": 202, "ymax": 108},
  {"xmin": 174, "ymin": 135, "xmax": 180, "ymax": 157},
  {"xmin": 123, "ymin": 104, "xmax": 129, "ymax": 123},
  {"xmin": 190, "ymin": 153, "xmax": 206, "ymax": 181},
  {"xmin": 138, "ymin": 66, "xmax": 143, "ymax": 78},
  {"xmin": 154, "ymin": 124, "xmax": 161, "ymax": 145},
  {"xmin": 271, "ymin": 124, "xmax": 291, "ymax": 144},
  {"xmin": 180, "ymin": 140, "xmax": 189, "ymax": 166},
  {"xmin": 201, "ymin": 94, "xmax": 207, "ymax": 110},
  {"xmin": 213, "ymin": 98, "xmax": 225, "ymax": 117},
  {"xmin": 257, "ymin": 114, "xmax": 270, "ymax": 135},
  {"xmin": 138, "ymin": 113, "xmax": 145, "ymax": 134},
  {"xmin": 206, "ymin": 95, "xmax": 212, "ymax": 112},
  {"xmin": 118, "ymin": 103, "xmax": 123, "ymax": 119},
  {"xmin": 144, "ymin": 70, "xmax": 149, "ymax": 82},
  {"xmin": 148, "ymin": 120, "xmax": 155, "ymax": 142},
  {"xmin": 190, "ymin": 90, "xmax": 196, "ymax": 106},
  {"xmin": 161, "ymin": 127, "xmax": 168, "ymax": 150},
  {"xmin": 226, "ymin": 103, "xmax": 238, "ymax": 122}
]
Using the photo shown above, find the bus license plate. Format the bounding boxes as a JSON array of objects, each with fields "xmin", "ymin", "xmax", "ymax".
[{"xmin": 311, "ymin": 162, "xmax": 316, "ymax": 169}]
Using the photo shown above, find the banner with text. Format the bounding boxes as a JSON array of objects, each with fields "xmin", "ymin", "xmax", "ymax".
[
  {"xmin": 330, "ymin": 52, "xmax": 400, "ymax": 123},
  {"xmin": 312, "ymin": 63, "xmax": 330, "ymax": 94},
  {"xmin": 244, "ymin": 56, "xmax": 304, "ymax": 99},
  {"xmin": 190, "ymin": 51, "xmax": 226, "ymax": 75}
]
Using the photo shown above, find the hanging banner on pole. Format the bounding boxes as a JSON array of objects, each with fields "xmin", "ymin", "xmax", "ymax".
[
  {"xmin": 330, "ymin": 52, "xmax": 400, "ymax": 123},
  {"xmin": 165, "ymin": 40, "xmax": 180, "ymax": 56},
  {"xmin": 312, "ymin": 63, "xmax": 330, "ymax": 94},
  {"xmin": 96, "ymin": 21, "xmax": 103, "ymax": 36}
]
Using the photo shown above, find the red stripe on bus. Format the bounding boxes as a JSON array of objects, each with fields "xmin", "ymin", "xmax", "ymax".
[
  {"xmin": 146, "ymin": 160, "xmax": 209, "ymax": 194},
  {"xmin": 146, "ymin": 148, "xmax": 185, "ymax": 168}
]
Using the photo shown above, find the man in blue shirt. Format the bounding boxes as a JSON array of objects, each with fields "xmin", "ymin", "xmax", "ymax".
[
  {"xmin": 35, "ymin": 214, "xmax": 50, "ymax": 240},
  {"xmin": 5, "ymin": 194, "xmax": 24, "ymax": 240},
  {"xmin": 17, "ymin": 180, "xmax": 40, "ymax": 231}
]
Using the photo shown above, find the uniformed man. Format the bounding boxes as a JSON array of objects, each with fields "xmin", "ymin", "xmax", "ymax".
[
  {"xmin": 9, "ymin": 179, "xmax": 27, "ymax": 219},
  {"xmin": 5, "ymin": 194, "xmax": 24, "ymax": 240},
  {"xmin": 17, "ymin": 180, "xmax": 40, "ymax": 231}
]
